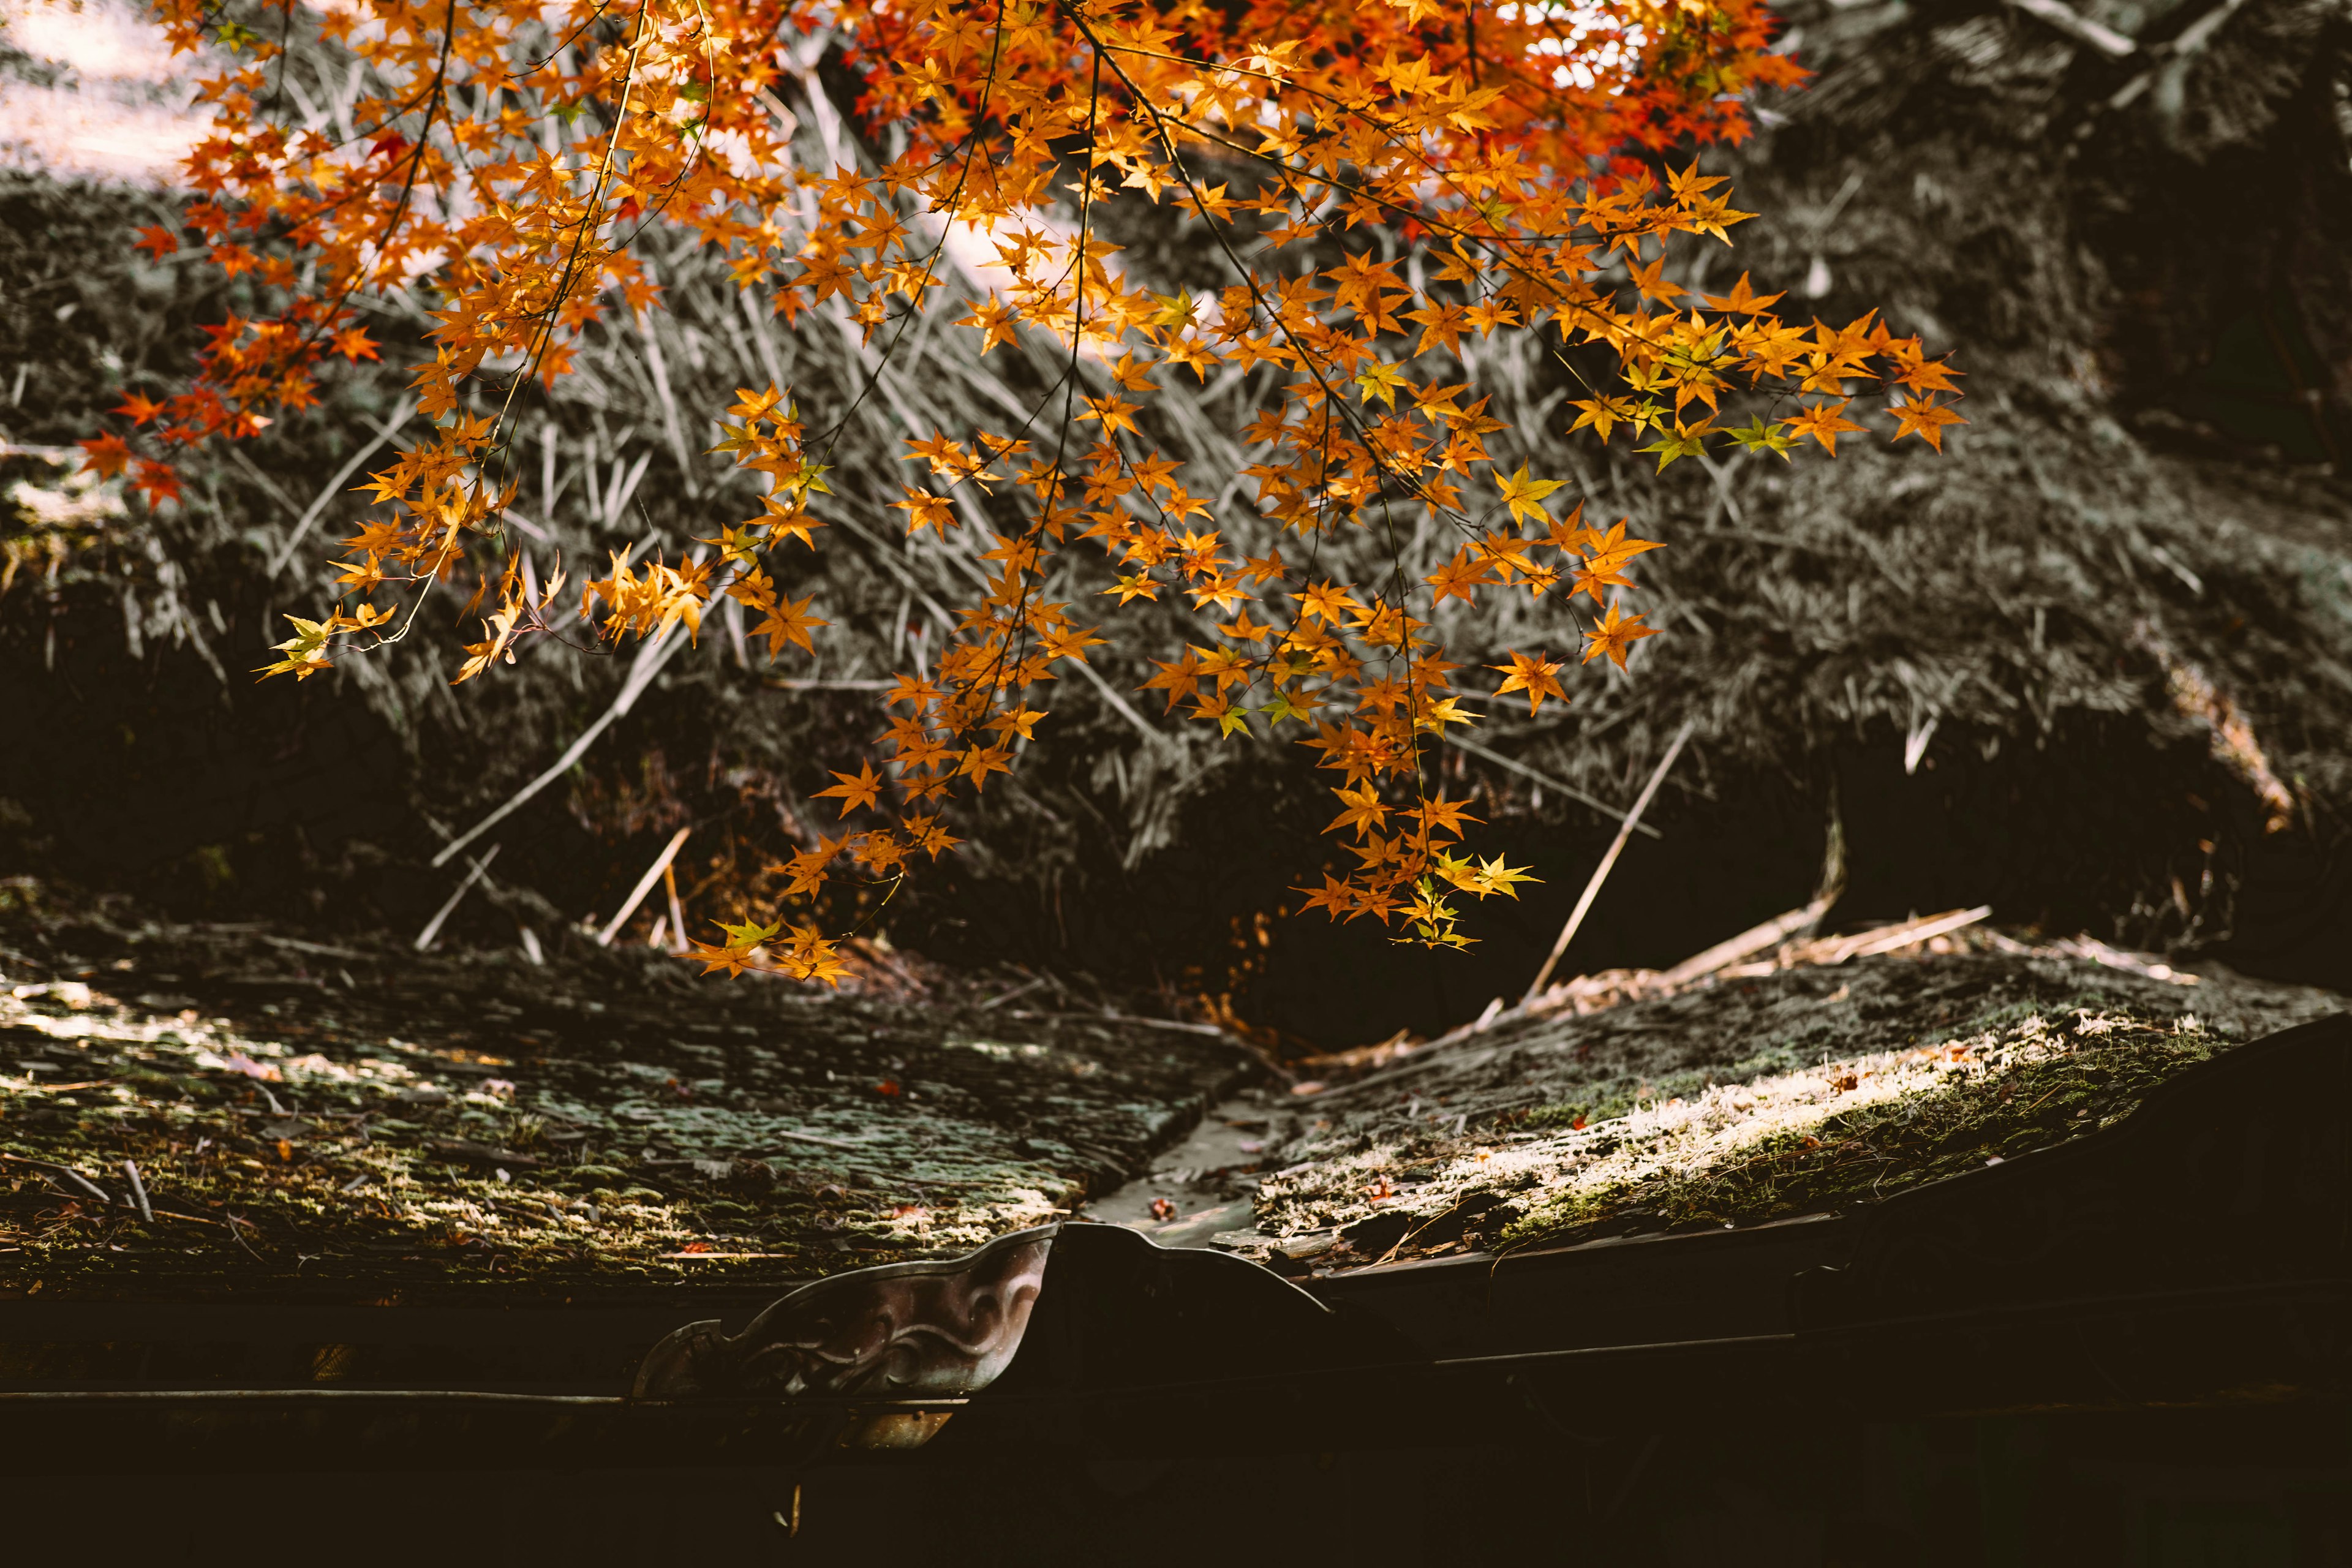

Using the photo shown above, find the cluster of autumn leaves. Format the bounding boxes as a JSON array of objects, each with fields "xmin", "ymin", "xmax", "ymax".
[{"xmin": 90, "ymin": 0, "xmax": 1959, "ymax": 973}]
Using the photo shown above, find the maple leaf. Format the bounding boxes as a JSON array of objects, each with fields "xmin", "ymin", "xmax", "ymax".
[
  {"xmin": 1701, "ymin": 272, "xmax": 1784, "ymax": 315},
  {"xmin": 1298, "ymin": 580, "xmax": 1366, "ymax": 625},
  {"xmin": 1893, "ymin": 356, "xmax": 1966, "ymax": 397},
  {"xmin": 1411, "ymin": 794, "xmax": 1481, "ymax": 837},
  {"xmin": 255, "ymin": 614, "xmax": 333, "ymax": 681},
  {"xmin": 1889, "ymin": 396, "xmax": 1967, "ymax": 451},
  {"xmin": 1635, "ymin": 420, "xmax": 1714, "ymax": 472},
  {"xmin": 1494, "ymin": 464, "xmax": 1566, "ymax": 526},
  {"xmin": 1424, "ymin": 549, "xmax": 1492, "ymax": 607},
  {"xmin": 957, "ymin": 743, "xmax": 1015, "ymax": 788},
  {"xmin": 1722, "ymin": 417, "xmax": 1796, "ymax": 459},
  {"xmin": 1106, "ymin": 572, "xmax": 1161, "ymax": 605},
  {"xmin": 1625, "ymin": 250, "xmax": 1686, "ymax": 307},
  {"xmin": 1469, "ymin": 855, "xmax": 1540, "ymax": 899},
  {"xmin": 752, "ymin": 592, "xmax": 828, "ymax": 658},
  {"xmin": 986, "ymin": 706, "xmax": 1046, "ymax": 741},
  {"xmin": 331, "ymin": 327, "xmax": 380, "ymax": 363},
  {"xmin": 1569, "ymin": 396, "xmax": 1638, "ymax": 443},
  {"xmin": 76, "ymin": 434, "xmax": 132, "ymax": 478},
  {"xmin": 130, "ymin": 460, "xmax": 183, "ymax": 508},
  {"xmin": 1491, "ymin": 650, "xmax": 1567, "ymax": 715},
  {"xmin": 813, "ymin": 760, "xmax": 885, "ymax": 816},
  {"xmin": 1581, "ymin": 601, "xmax": 1662, "ymax": 670},
  {"xmin": 1327, "ymin": 780, "xmax": 1388, "ymax": 837},
  {"xmin": 1354, "ymin": 361, "xmax": 1409, "ymax": 408},
  {"xmin": 1259, "ymin": 687, "xmax": 1310, "ymax": 727},
  {"xmin": 892, "ymin": 487, "xmax": 957, "ymax": 537},
  {"xmin": 1295, "ymin": 873, "xmax": 1357, "ymax": 918},
  {"xmin": 162, "ymin": 0, "xmax": 1954, "ymax": 984},
  {"xmin": 903, "ymin": 814, "xmax": 963, "ymax": 859},
  {"xmin": 1786, "ymin": 399, "xmax": 1866, "ymax": 455}
]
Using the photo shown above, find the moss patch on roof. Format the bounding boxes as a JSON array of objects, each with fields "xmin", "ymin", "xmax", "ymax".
[
  {"xmin": 0, "ymin": 880, "xmax": 1244, "ymax": 1303},
  {"xmin": 1493, "ymin": 1006, "xmax": 2222, "ymax": 1250},
  {"xmin": 1224, "ymin": 949, "xmax": 2340, "ymax": 1269}
]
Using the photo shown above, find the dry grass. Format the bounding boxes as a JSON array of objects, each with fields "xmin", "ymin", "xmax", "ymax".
[{"xmin": 3, "ymin": 0, "xmax": 2348, "ymax": 995}]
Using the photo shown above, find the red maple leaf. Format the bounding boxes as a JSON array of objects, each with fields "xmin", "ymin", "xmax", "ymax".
[
  {"xmin": 75, "ymin": 433, "xmax": 132, "ymax": 478},
  {"xmin": 130, "ymin": 459, "xmax": 183, "ymax": 508}
]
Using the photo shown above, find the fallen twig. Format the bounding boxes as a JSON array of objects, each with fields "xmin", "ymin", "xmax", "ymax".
[
  {"xmin": 1526, "ymin": 720, "xmax": 1694, "ymax": 1000},
  {"xmin": 264, "ymin": 396, "xmax": 417, "ymax": 578},
  {"xmin": 763, "ymin": 1128, "xmax": 870, "ymax": 1150},
  {"xmin": 415, "ymin": 843, "xmax": 502, "ymax": 951},
  {"xmin": 662, "ymin": 861, "xmax": 690, "ymax": 956},
  {"xmin": 1656, "ymin": 901, "xmax": 1830, "ymax": 987},
  {"xmin": 2005, "ymin": 0, "xmax": 2136, "ymax": 57},
  {"xmin": 225, "ymin": 1213, "xmax": 265, "ymax": 1261},
  {"xmin": 598, "ymin": 826, "xmax": 693, "ymax": 948},
  {"xmin": 430, "ymin": 1139, "xmax": 542, "ymax": 1168},
  {"xmin": 978, "ymin": 975, "xmax": 1047, "ymax": 1011},
  {"xmin": 1443, "ymin": 733, "xmax": 1662, "ymax": 840},
  {"xmin": 0, "ymin": 1153, "xmax": 113, "ymax": 1206},
  {"xmin": 122, "ymin": 1160, "xmax": 154, "ymax": 1224}
]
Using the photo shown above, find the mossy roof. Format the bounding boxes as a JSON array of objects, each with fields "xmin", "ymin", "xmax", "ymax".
[
  {"xmin": 1202, "ymin": 944, "xmax": 2343, "ymax": 1268},
  {"xmin": 0, "ymin": 880, "xmax": 1245, "ymax": 1305},
  {"xmin": 7, "ymin": 872, "xmax": 2342, "ymax": 1311}
]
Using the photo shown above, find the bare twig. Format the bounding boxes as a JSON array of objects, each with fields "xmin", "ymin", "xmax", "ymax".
[
  {"xmin": 598, "ymin": 826, "xmax": 692, "ymax": 946},
  {"xmin": 265, "ymin": 397, "xmax": 418, "ymax": 579},
  {"xmin": 1525, "ymin": 720, "xmax": 1694, "ymax": 1001},
  {"xmin": 415, "ymin": 843, "xmax": 502, "ymax": 951},
  {"xmin": 1656, "ymin": 902, "xmax": 1830, "ymax": 987},
  {"xmin": 226, "ymin": 1213, "xmax": 265, "ymax": 1261},
  {"xmin": 662, "ymin": 860, "xmax": 690, "ymax": 954},
  {"xmin": 761, "ymin": 1128, "xmax": 869, "ymax": 1151},
  {"xmin": 2005, "ymin": 0, "xmax": 2137, "ymax": 57},
  {"xmin": 1833, "ymin": 905, "xmax": 1991, "ymax": 960},
  {"xmin": 1443, "ymin": 733, "xmax": 1661, "ymax": 840},
  {"xmin": 122, "ymin": 1161, "xmax": 154, "ymax": 1224},
  {"xmin": 0, "ymin": 1152, "xmax": 111, "ymax": 1205},
  {"xmin": 978, "ymin": 975, "xmax": 1047, "ymax": 1010}
]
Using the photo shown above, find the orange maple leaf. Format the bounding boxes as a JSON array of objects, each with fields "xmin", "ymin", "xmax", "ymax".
[
  {"xmin": 1491, "ymin": 650, "xmax": 1568, "ymax": 715},
  {"xmin": 1581, "ymin": 601, "xmax": 1662, "ymax": 670},
  {"xmin": 814, "ymin": 760, "xmax": 886, "ymax": 817},
  {"xmin": 1890, "ymin": 396, "xmax": 1967, "ymax": 451}
]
